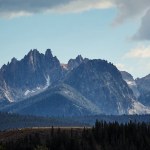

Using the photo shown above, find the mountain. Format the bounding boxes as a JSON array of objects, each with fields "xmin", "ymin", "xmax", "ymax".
[
  {"xmin": 136, "ymin": 74, "xmax": 150, "ymax": 94},
  {"xmin": 2, "ymin": 84, "xmax": 101, "ymax": 116},
  {"xmin": 0, "ymin": 49, "xmax": 63, "ymax": 103},
  {"xmin": 121, "ymin": 71, "xmax": 140, "ymax": 98},
  {"xmin": 120, "ymin": 71, "xmax": 150, "ymax": 111},
  {"xmin": 136, "ymin": 74, "xmax": 150, "ymax": 106},
  {"xmin": 0, "ymin": 49, "xmax": 150, "ymax": 116},
  {"xmin": 64, "ymin": 60, "xmax": 148, "ymax": 115},
  {"xmin": 61, "ymin": 55, "xmax": 88, "ymax": 71},
  {"xmin": 67, "ymin": 55, "xmax": 88, "ymax": 70}
]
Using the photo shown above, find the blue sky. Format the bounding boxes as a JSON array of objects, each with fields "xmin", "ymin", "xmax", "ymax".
[{"xmin": 0, "ymin": 0, "xmax": 150, "ymax": 78}]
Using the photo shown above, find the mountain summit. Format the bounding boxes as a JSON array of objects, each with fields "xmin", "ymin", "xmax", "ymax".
[
  {"xmin": 0, "ymin": 49, "xmax": 63, "ymax": 102},
  {"xmin": 0, "ymin": 49, "xmax": 150, "ymax": 116}
]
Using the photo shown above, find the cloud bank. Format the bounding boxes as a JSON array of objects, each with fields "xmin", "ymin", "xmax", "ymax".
[
  {"xmin": 112, "ymin": 0, "xmax": 150, "ymax": 40},
  {"xmin": 125, "ymin": 45, "xmax": 150, "ymax": 58},
  {"xmin": 133, "ymin": 9, "xmax": 150, "ymax": 40},
  {"xmin": 113, "ymin": 0, "xmax": 150, "ymax": 25},
  {"xmin": 1, "ymin": 0, "xmax": 150, "ymax": 40},
  {"xmin": 0, "ymin": 0, "xmax": 113, "ymax": 18},
  {"xmin": 0, "ymin": 0, "xmax": 73, "ymax": 18},
  {"xmin": 50, "ymin": 0, "xmax": 113, "ymax": 13}
]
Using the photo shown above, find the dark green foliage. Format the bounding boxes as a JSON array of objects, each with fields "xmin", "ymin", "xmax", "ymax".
[
  {"xmin": 0, "ymin": 121, "xmax": 150, "ymax": 150},
  {"xmin": 1, "ymin": 111, "xmax": 150, "ymax": 131}
]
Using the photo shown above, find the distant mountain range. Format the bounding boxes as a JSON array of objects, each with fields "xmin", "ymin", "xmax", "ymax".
[{"xmin": 0, "ymin": 49, "xmax": 150, "ymax": 116}]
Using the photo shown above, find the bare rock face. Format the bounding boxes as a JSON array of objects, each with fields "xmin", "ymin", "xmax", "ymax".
[
  {"xmin": 0, "ymin": 49, "xmax": 149, "ymax": 116},
  {"xmin": 0, "ymin": 49, "xmax": 63, "ymax": 102},
  {"xmin": 136, "ymin": 74, "xmax": 150, "ymax": 106},
  {"xmin": 65, "ymin": 60, "xmax": 137, "ymax": 115},
  {"xmin": 121, "ymin": 71, "xmax": 140, "ymax": 98},
  {"xmin": 67, "ymin": 55, "xmax": 89, "ymax": 70}
]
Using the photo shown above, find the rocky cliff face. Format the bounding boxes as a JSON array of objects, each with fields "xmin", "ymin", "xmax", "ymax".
[
  {"xmin": 136, "ymin": 74, "xmax": 150, "ymax": 94},
  {"xmin": 121, "ymin": 71, "xmax": 140, "ymax": 98},
  {"xmin": 0, "ymin": 49, "xmax": 149, "ymax": 116},
  {"xmin": 64, "ymin": 60, "xmax": 139, "ymax": 115},
  {"xmin": 68, "ymin": 55, "xmax": 86, "ymax": 70},
  {"xmin": 135, "ymin": 74, "xmax": 150, "ymax": 106},
  {"xmin": 0, "ymin": 49, "xmax": 63, "ymax": 102}
]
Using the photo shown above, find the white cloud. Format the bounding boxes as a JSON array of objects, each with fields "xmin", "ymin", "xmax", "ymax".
[
  {"xmin": 50, "ymin": 0, "xmax": 113, "ymax": 13},
  {"xmin": 1, "ymin": 0, "xmax": 150, "ymax": 41},
  {"xmin": 112, "ymin": 0, "xmax": 150, "ymax": 40},
  {"xmin": 133, "ymin": 9, "xmax": 150, "ymax": 40},
  {"xmin": 115, "ymin": 63, "xmax": 126, "ymax": 71},
  {"xmin": 0, "ymin": 0, "xmax": 113, "ymax": 18},
  {"xmin": 117, "ymin": 45, "xmax": 150, "ymax": 78},
  {"xmin": 113, "ymin": 0, "xmax": 150, "ymax": 25},
  {"xmin": 115, "ymin": 63, "xmax": 134, "ymax": 77},
  {"xmin": 0, "ymin": 0, "xmax": 72, "ymax": 18},
  {"xmin": 125, "ymin": 45, "xmax": 150, "ymax": 58}
]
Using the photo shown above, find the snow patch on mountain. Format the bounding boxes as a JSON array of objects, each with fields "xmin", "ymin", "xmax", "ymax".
[
  {"xmin": 121, "ymin": 71, "xmax": 140, "ymax": 98},
  {"xmin": 36, "ymin": 87, "xmax": 41, "ymax": 90},
  {"xmin": 24, "ymin": 75, "xmax": 51, "ymax": 96},
  {"xmin": 61, "ymin": 64, "xmax": 69, "ymax": 70},
  {"xmin": 24, "ymin": 90, "xmax": 31, "ymax": 96},
  {"xmin": 44, "ymin": 75, "xmax": 50, "ymax": 89},
  {"xmin": 117, "ymin": 102, "xmax": 126, "ymax": 114},
  {"xmin": 129, "ymin": 100, "xmax": 150, "ymax": 114},
  {"xmin": 125, "ymin": 80, "xmax": 136, "ymax": 86},
  {"xmin": 1, "ymin": 81, "xmax": 14, "ymax": 102},
  {"xmin": 4, "ymin": 91, "xmax": 13, "ymax": 103},
  {"xmin": 24, "ymin": 90, "xmax": 35, "ymax": 96}
]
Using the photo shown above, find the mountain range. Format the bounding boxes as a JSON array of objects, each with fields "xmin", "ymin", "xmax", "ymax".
[{"xmin": 0, "ymin": 49, "xmax": 150, "ymax": 116}]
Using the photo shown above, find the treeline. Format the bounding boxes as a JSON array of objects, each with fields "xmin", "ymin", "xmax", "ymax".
[
  {"xmin": 1, "ymin": 111, "xmax": 150, "ymax": 131},
  {"xmin": 0, "ymin": 112, "xmax": 84, "ymax": 130},
  {"xmin": 0, "ymin": 121, "xmax": 150, "ymax": 150},
  {"xmin": 72, "ymin": 114, "xmax": 150, "ymax": 125}
]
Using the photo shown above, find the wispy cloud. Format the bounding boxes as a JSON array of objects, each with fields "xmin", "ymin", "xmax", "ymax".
[
  {"xmin": 0, "ymin": 0, "xmax": 72, "ymax": 18},
  {"xmin": 112, "ymin": 0, "xmax": 150, "ymax": 26},
  {"xmin": 50, "ymin": 0, "xmax": 113, "ymax": 13},
  {"xmin": 132, "ymin": 9, "xmax": 150, "ymax": 41},
  {"xmin": 125, "ymin": 45, "xmax": 150, "ymax": 58},
  {"xmin": 1, "ymin": 0, "xmax": 150, "ymax": 41},
  {"xmin": 115, "ymin": 63, "xmax": 134, "ymax": 77},
  {"xmin": 112, "ymin": 0, "xmax": 150, "ymax": 40},
  {"xmin": 0, "ymin": 0, "xmax": 113, "ymax": 18},
  {"xmin": 115, "ymin": 63, "xmax": 126, "ymax": 71},
  {"xmin": 119, "ymin": 45, "xmax": 150, "ymax": 77}
]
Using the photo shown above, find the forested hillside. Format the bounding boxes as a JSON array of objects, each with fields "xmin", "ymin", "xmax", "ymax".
[
  {"xmin": 1, "ymin": 112, "xmax": 150, "ymax": 130},
  {"xmin": 0, "ymin": 121, "xmax": 150, "ymax": 150},
  {"xmin": 0, "ymin": 112, "xmax": 83, "ymax": 130}
]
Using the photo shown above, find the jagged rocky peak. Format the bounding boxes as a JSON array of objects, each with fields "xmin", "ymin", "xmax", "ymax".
[
  {"xmin": 121, "ymin": 71, "xmax": 140, "ymax": 98},
  {"xmin": 76, "ymin": 55, "xmax": 84, "ymax": 62},
  {"xmin": 0, "ymin": 49, "xmax": 64, "ymax": 102},
  {"xmin": 11, "ymin": 57, "xmax": 18, "ymax": 64},
  {"xmin": 121, "ymin": 71, "xmax": 133, "ymax": 80},
  {"xmin": 28, "ymin": 49, "xmax": 40, "ymax": 56},
  {"xmin": 28, "ymin": 48, "xmax": 41, "ymax": 58},
  {"xmin": 68, "ymin": 54, "xmax": 86, "ymax": 70},
  {"xmin": 136, "ymin": 74, "xmax": 150, "ymax": 94},
  {"xmin": 61, "ymin": 64, "xmax": 68, "ymax": 71},
  {"xmin": 1, "ymin": 58, "xmax": 18, "ymax": 70},
  {"xmin": 26, "ymin": 49, "xmax": 56, "ymax": 63},
  {"xmin": 135, "ymin": 74, "xmax": 150, "ymax": 107},
  {"xmin": 25, "ymin": 49, "xmax": 39, "ymax": 65},
  {"xmin": 65, "ymin": 59, "xmax": 135, "ymax": 115},
  {"xmin": 45, "ymin": 49, "xmax": 53, "ymax": 58}
]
